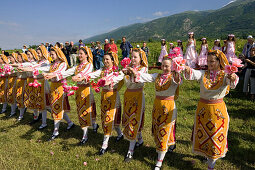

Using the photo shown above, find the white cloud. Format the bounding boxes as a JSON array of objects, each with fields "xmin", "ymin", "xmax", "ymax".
[
  {"xmin": 107, "ymin": 27, "xmax": 118, "ymax": 32},
  {"xmin": 153, "ymin": 11, "xmax": 169, "ymax": 17},
  {"xmin": 222, "ymin": 0, "xmax": 236, "ymax": 7},
  {"xmin": 129, "ymin": 16, "xmax": 152, "ymax": 22},
  {"xmin": 0, "ymin": 21, "xmax": 19, "ymax": 27},
  {"xmin": 0, "ymin": 33, "xmax": 89, "ymax": 50}
]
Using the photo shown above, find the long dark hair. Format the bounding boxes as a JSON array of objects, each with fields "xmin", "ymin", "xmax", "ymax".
[
  {"xmin": 189, "ymin": 34, "xmax": 195, "ymax": 40},
  {"xmin": 161, "ymin": 39, "xmax": 166, "ymax": 46},
  {"xmin": 214, "ymin": 41, "xmax": 221, "ymax": 47},
  {"xmin": 227, "ymin": 36, "xmax": 236, "ymax": 42}
]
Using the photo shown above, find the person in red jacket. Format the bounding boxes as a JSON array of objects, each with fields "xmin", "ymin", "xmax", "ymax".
[{"xmin": 109, "ymin": 38, "xmax": 118, "ymax": 53}]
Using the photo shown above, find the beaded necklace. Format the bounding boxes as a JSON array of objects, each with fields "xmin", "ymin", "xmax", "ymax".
[
  {"xmin": 203, "ymin": 70, "xmax": 224, "ymax": 89},
  {"xmin": 155, "ymin": 73, "xmax": 172, "ymax": 91},
  {"xmin": 50, "ymin": 61, "xmax": 62, "ymax": 73},
  {"xmin": 75, "ymin": 62, "xmax": 89, "ymax": 75}
]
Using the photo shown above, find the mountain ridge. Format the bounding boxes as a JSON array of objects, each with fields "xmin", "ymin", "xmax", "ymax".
[{"xmin": 82, "ymin": 0, "xmax": 255, "ymax": 43}]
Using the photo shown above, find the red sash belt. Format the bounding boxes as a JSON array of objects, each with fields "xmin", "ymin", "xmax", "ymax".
[
  {"xmin": 200, "ymin": 98, "xmax": 223, "ymax": 104},
  {"xmin": 156, "ymin": 95, "xmax": 174, "ymax": 100},
  {"xmin": 77, "ymin": 84, "xmax": 90, "ymax": 87},
  {"xmin": 102, "ymin": 88, "xmax": 117, "ymax": 92},
  {"xmin": 126, "ymin": 88, "xmax": 143, "ymax": 92}
]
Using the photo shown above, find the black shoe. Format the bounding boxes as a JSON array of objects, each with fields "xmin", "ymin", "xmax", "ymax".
[
  {"xmin": 48, "ymin": 134, "xmax": 58, "ymax": 141},
  {"xmin": 47, "ymin": 108, "xmax": 51, "ymax": 113},
  {"xmin": 135, "ymin": 141, "xmax": 144, "ymax": 149},
  {"xmin": 0, "ymin": 110, "xmax": 7, "ymax": 114},
  {"xmin": 29, "ymin": 118, "xmax": 40, "ymax": 125},
  {"xmin": 93, "ymin": 124, "xmax": 99, "ymax": 133},
  {"xmin": 79, "ymin": 138, "xmax": 88, "ymax": 145},
  {"xmin": 167, "ymin": 144, "xmax": 176, "ymax": 153},
  {"xmin": 9, "ymin": 113, "xmax": 16, "ymax": 118},
  {"xmin": 124, "ymin": 153, "xmax": 133, "ymax": 162},
  {"xmin": 154, "ymin": 165, "xmax": 162, "ymax": 170},
  {"xmin": 98, "ymin": 148, "xmax": 107, "ymax": 155},
  {"xmin": 67, "ymin": 122, "xmax": 75, "ymax": 130},
  {"xmin": 38, "ymin": 124, "xmax": 47, "ymax": 130},
  {"xmin": 116, "ymin": 134, "xmax": 124, "ymax": 142},
  {"xmin": 38, "ymin": 113, "xmax": 42, "ymax": 120},
  {"xmin": 17, "ymin": 117, "xmax": 23, "ymax": 122}
]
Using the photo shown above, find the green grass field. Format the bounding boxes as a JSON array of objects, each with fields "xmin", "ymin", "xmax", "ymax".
[
  {"xmin": 1, "ymin": 39, "xmax": 254, "ymax": 169},
  {"xmin": 0, "ymin": 69, "xmax": 254, "ymax": 170}
]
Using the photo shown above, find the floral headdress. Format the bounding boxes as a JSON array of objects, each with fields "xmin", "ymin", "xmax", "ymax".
[
  {"xmin": 20, "ymin": 53, "xmax": 28, "ymax": 62},
  {"xmin": 80, "ymin": 46, "xmax": 93, "ymax": 64},
  {"xmin": 0, "ymin": 54, "xmax": 9, "ymax": 64},
  {"xmin": 132, "ymin": 48, "xmax": 148, "ymax": 67},
  {"xmin": 208, "ymin": 49, "xmax": 229, "ymax": 69},
  {"xmin": 51, "ymin": 46, "xmax": 69, "ymax": 66},
  {"xmin": 29, "ymin": 49, "xmax": 39, "ymax": 61},
  {"xmin": 39, "ymin": 45, "xmax": 50, "ymax": 61},
  {"xmin": 107, "ymin": 51, "xmax": 119, "ymax": 66}
]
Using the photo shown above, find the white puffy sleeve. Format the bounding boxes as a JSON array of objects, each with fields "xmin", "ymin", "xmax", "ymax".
[
  {"xmin": 34, "ymin": 63, "xmax": 51, "ymax": 73},
  {"xmin": 76, "ymin": 63, "xmax": 93, "ymax": 78},
  {"xmin": 53, "ymin": 62, "xmax": 68, "ymax": 80},
  {"xmin": 111, "ymin": 71, "xmax": 124, "ymax": 83},
  {"xmin": 55, "ymin": 66, "xmax": 76, "ymax": 81},
  {"xmin": 136, "ymin": 73, "xmax": 158, "ymax": 83},
  {"xmin": 20, "ymin": 62, "xmax": 33, "ymax": 67},
  {"xmin": 184, "ymin": 69, "xmax": 204, "ymax": 81},
  {"xmin": 88, "ymin": 69, "xmax": 102, "ymax": 80},
  {"xmin": 226, "ymin": 73, "xmax": 239, "ymax": 89}
]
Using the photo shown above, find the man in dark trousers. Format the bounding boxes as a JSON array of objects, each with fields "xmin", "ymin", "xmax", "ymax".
[
  {"xmin": 120, "ymin": 36, "xmax": 133, "ymax": 59},
  {"xmin": 69, "ymin": 41, "xmax": 78, "ymax": 67}
]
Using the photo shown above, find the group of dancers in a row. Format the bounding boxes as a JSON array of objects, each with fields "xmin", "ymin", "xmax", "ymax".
[
  {"xmin": 159, "ymin": 33, "xmax": 237, "ymax": 69},
  {"xmin": 0, "ymin": 44, "xmax": 238, "ymax": 170}
]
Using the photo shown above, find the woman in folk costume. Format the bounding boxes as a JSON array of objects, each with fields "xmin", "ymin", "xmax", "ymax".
[
  {"xmin": 225, "ymin": 34, "xmax": 237, "ymax": 63},
  {"xmin": 184, "ymin": 32, "xmax": 198, "ymax": 68},
  {"xmin": 184, "ymin": 50, "xmax": 238, "ymax": 170},
  {"xmin": 11, "ymin": 51, "xmax": 38, "ymax": 120},
  {"xmin": 15, "ymin": 52, "xmax": 29, "ymax": 121},
  {"xmin": 0, "ymin": 54, "xmax": 10, "ymax": 114},
  {"xmin": 42, "ymin": 46, "xmax": 74, "ymax": 141},
  {"xmin": 21, "ymin": 45, "xmax": 52, "ymax": 128},
  {"xmin": 33, "ymin": 45, "xmax": 52, "ymax": 129},
  {"xmin": 7, "ymin": 52, "xmax": 19, "ymax": 117},
  {"xmin": 79, "ymin": 52, "xmax": 124, "ymax": 155},
  {"xmin": 22, "ymin": 49, "xmax": 43, "ymax": 124},
  {"xmin": 47, "ymin": 46, "xmax": 99, "ymax": 144},
  {"xmin": 131, "ymin": 54, "xmax": 181, "ymax": 170},
  {"xmin": 121, "ymin": 48, "xmax": 148, "ymax": 162}
]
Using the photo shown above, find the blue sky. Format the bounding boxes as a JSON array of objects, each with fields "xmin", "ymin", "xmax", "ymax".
[{"xmin": 0, "ymin": 0, "xmax": 233, "ymax": 49}]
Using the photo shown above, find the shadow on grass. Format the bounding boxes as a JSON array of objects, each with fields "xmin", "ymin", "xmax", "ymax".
[
  {"xmin": 164, "ymin": 152, "xmax": 203, "ymax": 170},
  {"xmin": 224, "ymin": 131, "xmax": 255, "ymax": 169},
  {"xmin": 228, "ymin": 107, "xmax": 255, "ymax": 120}
]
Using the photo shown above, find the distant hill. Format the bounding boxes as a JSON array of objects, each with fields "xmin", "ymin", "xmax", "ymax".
[{"xmin": 81, "ymin": 0, "xmax": 255, "ymax": 43}]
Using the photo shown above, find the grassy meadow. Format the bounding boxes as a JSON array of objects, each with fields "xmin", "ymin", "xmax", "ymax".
[{"xmin": 0, "ymin": 39, "xmax": 254, "ymax": 170}]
